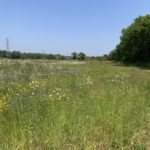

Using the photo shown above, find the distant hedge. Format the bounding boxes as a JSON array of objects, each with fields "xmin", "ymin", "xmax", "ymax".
[{"xmin": 0, "ymin": 50, "xmax": 68, "ymax": 60}]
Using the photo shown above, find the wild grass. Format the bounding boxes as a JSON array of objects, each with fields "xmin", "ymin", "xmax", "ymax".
[{"xmin": 0, "ymin": 59, "xmax": 150, "ymax": 149}]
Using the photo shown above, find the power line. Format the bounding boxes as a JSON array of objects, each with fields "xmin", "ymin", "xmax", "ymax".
[{"xmin": 6, "ymin": 37, "xmax": 9, "ymax": 51}]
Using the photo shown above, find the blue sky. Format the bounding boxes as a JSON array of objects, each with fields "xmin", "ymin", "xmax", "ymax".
[{"xmin": 0, "ymin": 0, "xmax": 149, "ymax": 56}]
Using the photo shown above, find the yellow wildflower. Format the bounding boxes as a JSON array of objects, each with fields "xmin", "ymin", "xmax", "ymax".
[{"xmin": 0, "ymin": 95, "xmax": 9, "ymax": 112}]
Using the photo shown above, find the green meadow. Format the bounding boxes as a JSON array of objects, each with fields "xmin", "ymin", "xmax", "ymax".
[{"xmin": 0, "ymin": 59, "xmax": 150, "ymax": 149}]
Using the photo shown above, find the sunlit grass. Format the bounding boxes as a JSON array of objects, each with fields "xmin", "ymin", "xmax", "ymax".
[{"xmin": 0, "ymin": 60, "xmax": 150, "ymax": 149}]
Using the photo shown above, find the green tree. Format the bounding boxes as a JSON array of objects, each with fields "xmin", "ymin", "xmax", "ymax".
[
  {"xmin": 11, "ymin": 51, "xmax": 21, "ymax": 59},
  {"xmin": 71, "ymin": 52, "xmax": 78, "ymax": 60},
  {"xmin": 78, "ymin": 52, "xmax": 86, "ymax": 60},
  {"xmin": 110, "ymin": 15, "xmax": 150, "ymax": 62}
]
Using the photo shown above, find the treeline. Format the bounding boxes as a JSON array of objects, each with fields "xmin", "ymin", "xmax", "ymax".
[
  {"xmin": 89, "ymin": 55, "xmax": 109, "ymax": 61},
  {"xmin": 0, "ymin": 50, "xmax": 110, "ymax": 61},
  {"xmin": 0, "ymin": 50, "xmax": 68, "ymax": 60},
  {"xmin": 0, "ymin": 50, "xmax": 111, "ymax": 61}
]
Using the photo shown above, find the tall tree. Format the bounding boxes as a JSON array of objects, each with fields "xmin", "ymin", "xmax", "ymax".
[{"xmin": 110, "ymin": 15, "xmax": 150, "ymax": 62}]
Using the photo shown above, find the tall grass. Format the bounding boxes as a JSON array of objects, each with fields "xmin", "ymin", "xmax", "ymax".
[{"xmin": 0, "ymin": 60, "xmax": 150, "ymax": 149}]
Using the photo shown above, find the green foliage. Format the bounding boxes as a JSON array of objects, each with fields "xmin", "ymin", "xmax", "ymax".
[
  {"xmin": 0, "ymin": 50, "xmax": 68, "ymax": 60},
  {"xmin": 89, "ymin": 54, "xmax": 110, "ymax": 61},
  {"xmin": 71, "ymin": 52, "xmax": 86, "ymax": 60},
  {"xmin": 110, "ymin": 15, "xmax": 150, "ymax": 62},
  {"xmin": 71, "ymin": 52, "xmax": 79, "ymax": 60},
  {"xmin": 78, "ymin": 52, "xmax": 86, "ymax": 60},
  {"xmin": 11, "ymin": 51, "xmax": 21, "ymax": 59}
]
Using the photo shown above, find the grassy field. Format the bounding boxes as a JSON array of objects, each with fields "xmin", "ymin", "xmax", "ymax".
[{"xmin": 0, "ymin": 59, "xmax": 150, "ymax": 150}]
